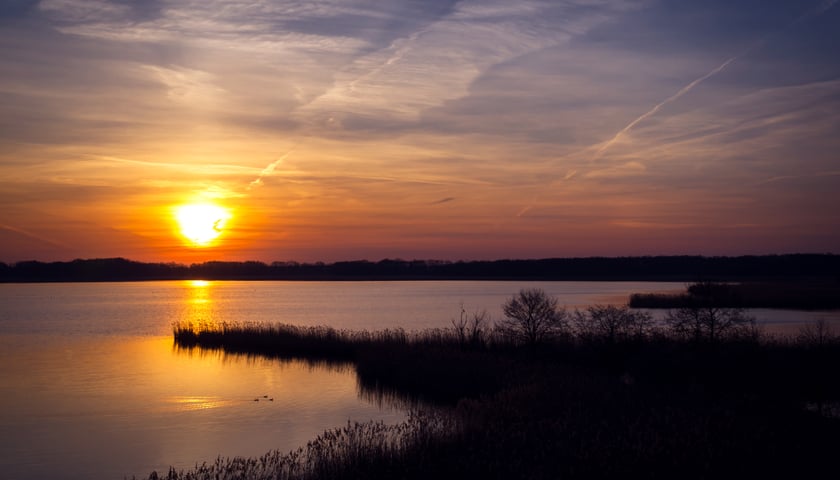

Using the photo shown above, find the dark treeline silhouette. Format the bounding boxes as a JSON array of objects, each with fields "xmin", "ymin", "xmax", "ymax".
[{"xmin": 3, "ymin": 253, "xmax": 839, "ymax": 282}]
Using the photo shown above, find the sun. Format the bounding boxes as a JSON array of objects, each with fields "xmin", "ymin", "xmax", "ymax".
[{"xmin": 174, "ymin": 203, "xmax": 232, "ymax": 247}]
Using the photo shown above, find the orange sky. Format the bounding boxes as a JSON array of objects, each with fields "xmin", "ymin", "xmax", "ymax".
[{"xmin": 1, "ymin": 1, "xmax": 839, "ymax": 263}]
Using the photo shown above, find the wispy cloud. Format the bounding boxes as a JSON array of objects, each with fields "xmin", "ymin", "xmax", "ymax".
[
  {"xmin": 584, "ymin": 162, "xmax": 647, "ymax": 179},
  {"xmin": 755, "ymin": 170, "xmax": 840, "ymax": 186},
  {"xmin": 1, "ymin": 0, "xmax": 839, "ymax": 260},
  {"xmin": 294, "ymin": 0, "xmax": 640, "ymax": 125},
  {"xmin": 144, "ymin": 66, "xmax": 227, "ymax": 106}
]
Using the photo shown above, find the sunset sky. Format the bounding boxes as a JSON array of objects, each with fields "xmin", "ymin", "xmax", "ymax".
[{"xmin": 1, "ymin": 0, "xmax": 838, "ymax": 263}]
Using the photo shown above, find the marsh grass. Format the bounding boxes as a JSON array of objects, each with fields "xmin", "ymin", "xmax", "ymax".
[
  {"xmin": 141, "ymin": 411, "xmax": 458, "ymax": 480},
  {"xmin": 173, "ymin": 321, "xmax": 516, "ymax": 404},
  {"xmin": 173, "ymin": 322, "xmax": 359, "ymax": 362},
  {"xmin": 161, "ymin": 320, "xmax": 840, "ymax": 479}
]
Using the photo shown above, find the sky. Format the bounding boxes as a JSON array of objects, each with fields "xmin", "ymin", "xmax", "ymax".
[{"xmin": 0, "ymin": 0, "xmax": 838, "ymax": 263}]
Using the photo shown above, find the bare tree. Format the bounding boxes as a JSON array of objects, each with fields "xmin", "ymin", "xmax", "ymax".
[
  {"xmin": 575, "ymin": 305, "xmax": 654, "ymax": 343},
  {"xmin": 666, "ymin": 304, "xmax": 755, "ymax": 342},
  {"xmin": 496, "ymin": 288, "xmax": 567, "ymax": 345},
  {"xmin": 663, "ymin": 280, "xmax": 756, "ymax": 342}
]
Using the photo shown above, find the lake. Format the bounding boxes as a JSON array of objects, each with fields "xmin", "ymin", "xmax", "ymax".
[{"xmin": 1, "ymin": 280, "xmax": 837, "ymax": 479}]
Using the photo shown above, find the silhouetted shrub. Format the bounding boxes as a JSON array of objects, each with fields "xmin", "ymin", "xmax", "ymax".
[
  {"xmin": 665, "ymin": 305, "xmax": 756, "ymax": 343},
  {"xmin": 495, "ymin": 288, "xmax": 569, "ymax": 346},
  {"xmin": 573, "ymin": 304, "xmax": 655, "ymax": 343}
]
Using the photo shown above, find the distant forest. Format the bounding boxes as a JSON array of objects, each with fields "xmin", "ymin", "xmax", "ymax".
[{"xmin": 0, "ymin": 254, "xmax": 838, "ymax": 282}]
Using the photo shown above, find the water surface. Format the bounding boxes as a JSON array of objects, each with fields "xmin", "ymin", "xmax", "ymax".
[
  {"xmin": 0, "ymin": 334, "xmax": 400, "ymax": 479},
  {"xmin": 1, "ymin": 280, "xmax": 837, "ymax": 479},
  {"xmin": 0, "ymin": 280, "xmax": 683, "ymax": 335}
]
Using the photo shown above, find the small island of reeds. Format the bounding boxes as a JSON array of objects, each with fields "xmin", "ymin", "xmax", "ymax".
[
  {"xmin": 629, "ymin": 280, "xmax": 840, "ymax": 310},
  {"xmin": 145, "ymin": 288, "xmax": 840, "ymax": 480}
]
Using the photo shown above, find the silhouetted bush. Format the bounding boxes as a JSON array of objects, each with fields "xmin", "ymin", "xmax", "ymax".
[
  {"xmin": 665, "ymin": 305, "xmax": 756, "ymax": 343},
  {"xmin": 450, "ymin": 306, "xmax": 490, "ymax": 349},
  {"xmin": 573, "ymin": 304, "xmax": 655, "ymax": 343},
  {"xmin": 495, "ymin": 288, "xmax": 569, "ymax": 346}
]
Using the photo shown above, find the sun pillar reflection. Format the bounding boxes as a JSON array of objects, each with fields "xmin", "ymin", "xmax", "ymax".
[{"xmin": 180, "ymin": 280, "xmax": 220, "ymax": 331}]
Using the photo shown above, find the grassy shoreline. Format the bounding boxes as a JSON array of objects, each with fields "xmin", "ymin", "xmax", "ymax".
[{"xmin": 152, "ymin": 320, "xmax": 840, "ymax": 479}]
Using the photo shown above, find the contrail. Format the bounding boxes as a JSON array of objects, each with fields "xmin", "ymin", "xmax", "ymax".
[
  {"xmin": 0, "ymin": 223, "xmax": 73, "ymax": 249},
  {"xmin": 808, "ymin": 0, "xmax": 839, "ymax": 18},
  {"xmin": 594, "ymin": 56, "xmax": 737, "ymax": 158},
  {"xmin": 592, "ymin": 0, "xmax": 839, "ymax": 159},
  {"xmin": 247, "ymin": 149, "xmax": 294, "ymax": 190}
]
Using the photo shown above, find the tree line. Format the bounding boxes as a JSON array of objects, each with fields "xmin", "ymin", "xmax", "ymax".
[{"xmin": 2, "ymin": 254, "xmax": 839, "ymax": 282}]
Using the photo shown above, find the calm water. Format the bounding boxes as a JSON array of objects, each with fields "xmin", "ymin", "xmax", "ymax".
[{"xmin": 1, "ymin": 280, "xmax": 837, "ymax": 479}]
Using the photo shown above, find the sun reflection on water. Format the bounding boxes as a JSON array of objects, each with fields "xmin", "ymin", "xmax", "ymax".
[
  {"xmin": 180, "ymin": 280, "xmax": 220, "ymax": 329},
  {"xmin": 164, "ymin": 395, "xmax": 235, "ymax": 412}
]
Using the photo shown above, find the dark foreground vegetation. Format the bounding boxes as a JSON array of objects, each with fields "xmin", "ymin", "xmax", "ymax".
[
  {"xmin": 3, "ymin": 253, "xmax": 840, "ymax": 282},
  {"xmin": 154, "ymin": 291, "xmax": 840, "ymax": 480}
]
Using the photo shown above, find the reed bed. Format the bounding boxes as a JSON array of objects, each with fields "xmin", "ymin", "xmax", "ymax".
[
  {"xmin": 173, "ymin": 321, "xmax": 517, "ymax": 404},
  {"xmin": 142, "ymin": 411, "xmax": 458, "ymax": 480},
  {"xmin": 161, "ymin": 319, "xmax": 840, "ymax": 479},
  {"xmin": 173, "ymin": 322, "xmax": 471, "ymax": 361}
]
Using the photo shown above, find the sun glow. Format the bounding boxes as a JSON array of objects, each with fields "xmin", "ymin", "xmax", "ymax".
[{"xmin": 174, "ymin": 203, "xmax": 232, "ymax": 247}]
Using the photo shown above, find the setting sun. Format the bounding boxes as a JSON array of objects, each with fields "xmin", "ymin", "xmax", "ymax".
[{"xmin": 174, "ymin": 204, "xmax": 232, "ymax": 247}]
